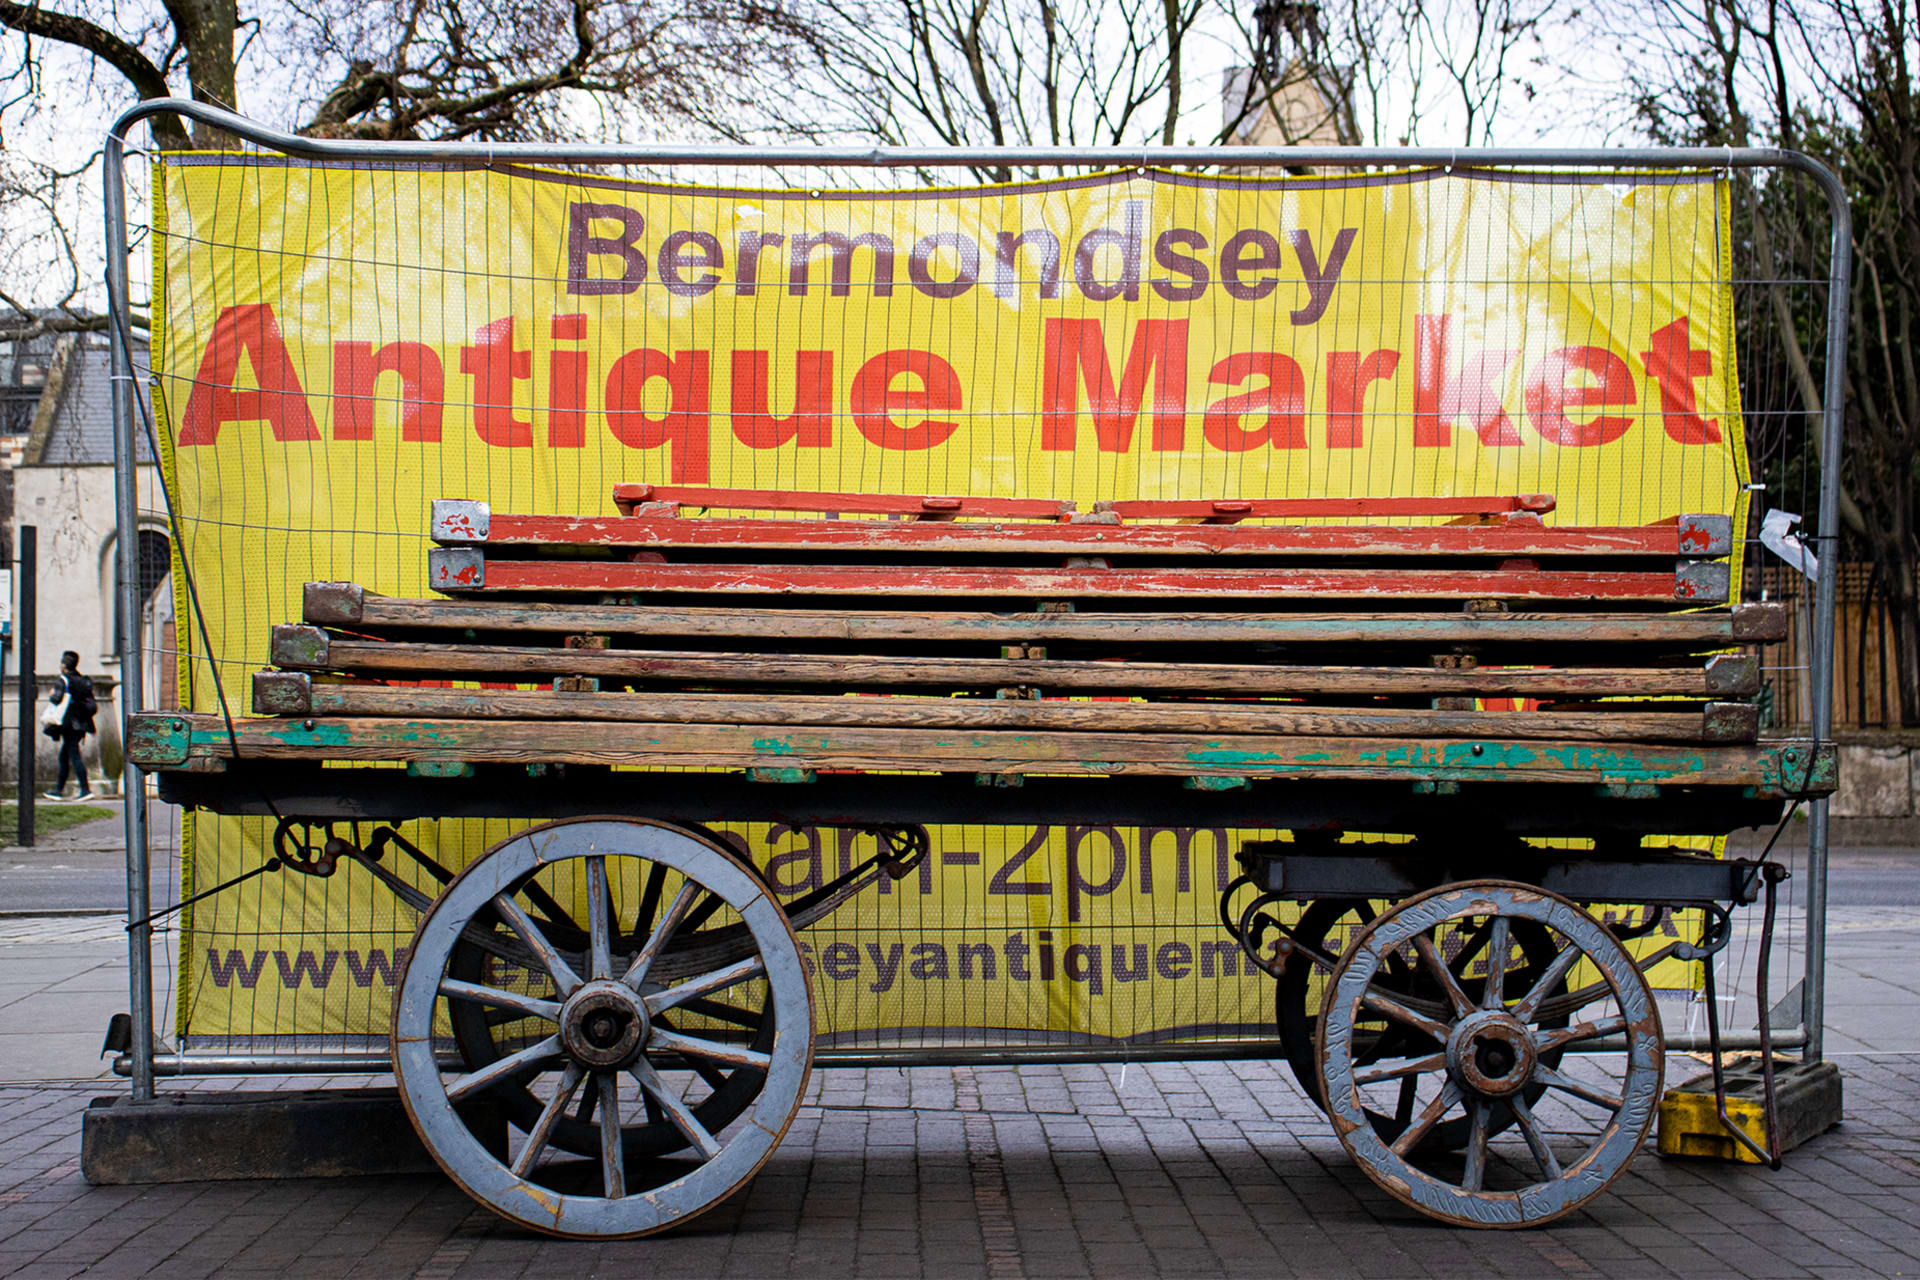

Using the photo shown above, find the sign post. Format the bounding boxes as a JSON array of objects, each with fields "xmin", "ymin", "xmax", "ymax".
[{"xmin": 16, "ymin": 526, "xmax": 34, "ymax": 847}]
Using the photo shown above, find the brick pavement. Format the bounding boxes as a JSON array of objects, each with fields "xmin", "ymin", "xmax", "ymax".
[{"xmin": 2, "ymin": 1056, "xmax": 1918, "ymax": 1279}]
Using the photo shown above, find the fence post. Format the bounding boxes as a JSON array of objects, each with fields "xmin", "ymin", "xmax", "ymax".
[
  {"xmin": 1796, "ymin": 153, "xmax": 1854, "ymax": 1068},
  {"xmin": 16, "ymin": 525, "xmax": 34, "ymax": 847},
  {"xmin": 104, "ymin": 134, "xmax": 156, "ymax": 1102}
]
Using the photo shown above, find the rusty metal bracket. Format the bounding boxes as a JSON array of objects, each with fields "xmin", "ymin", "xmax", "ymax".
[
  {"xmin": 272, "ymin": 818, "xmax": 344, "ymax": 878},
  {"xmin": 1217, "ymin": 871, "xmax": 1339, "ymax": 980},
  {"xmin": 1698, "ymin": 863, "xmax": 1788, "ymax": 1169},
  {"xmin": 861, "ymin": 824, "xmax": 932, "ymax": 880}
]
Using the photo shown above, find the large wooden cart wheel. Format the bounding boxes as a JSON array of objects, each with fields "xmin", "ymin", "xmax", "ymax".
[
  {"xmin": 392, "ymin": 818, "xmax": 814, "ymax": 1239},
  {"xmin": 1317, "ymin": 880, "xmax": 1662, "ymax": 1228}
]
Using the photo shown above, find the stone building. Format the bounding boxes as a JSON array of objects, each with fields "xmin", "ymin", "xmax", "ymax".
[{"xmin": 5, "ymin": 332, "xmax": 171, "ymax": 789}]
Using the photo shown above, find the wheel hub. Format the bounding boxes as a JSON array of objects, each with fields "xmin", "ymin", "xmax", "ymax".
[
  {"xmin": 1446, "ymin": 1009, "xmax": 1538, "ymax": 1098},
  {"xmin": 559, "ymin": 979, "xmax": 649, "ymax": 1069}
]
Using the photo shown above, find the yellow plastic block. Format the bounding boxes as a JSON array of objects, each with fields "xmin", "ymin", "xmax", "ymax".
[
  {"xmin": 1657, "ymin": 1060, "xmax": 1842, "ymax": 1165},
  {"xmin": 1657, "ymin": 1084, "xmax": 1770, "ymax": 1164}
]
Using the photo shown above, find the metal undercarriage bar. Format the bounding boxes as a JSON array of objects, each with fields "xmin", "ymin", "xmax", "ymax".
[{"xmin": 116, "ymin": 1027, "xmax": 1805, "ymax": 1080}]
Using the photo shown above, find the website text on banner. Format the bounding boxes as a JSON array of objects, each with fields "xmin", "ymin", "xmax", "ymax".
[{"xmin": 153, "ymin": 162, "xmax": 1743, "ymax": 1045}]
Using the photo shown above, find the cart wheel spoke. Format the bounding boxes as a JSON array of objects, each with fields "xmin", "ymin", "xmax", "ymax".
[
  {"xmin": 1536, "ymin": 977, "xmax": 1629, "ymax": 1023},
  {"xmin": 1393, "ymin": 1076, "xmax": 1418, "ymax": 1126},
  {"xmin": 441, "ymin": 977, "xmax": 561, "ymax": 1024},
  {"xmin": 491, "ymin": 895, "xmax": 582, "ymax": 996},
  {"xmin": 574, "ymin": 1071, "xmax": 601, "ymax": 1122},
  {"xmin": 1352, "ymin": 1051, "xmax": 1448, "ymax": 1088},
  {"xmin": 518, "ymin": 882, "xmax": 583, "ymax": 941},
  {"xmin": 1412, "ymin": 934, "xmax": 1476, "ymax": 1018},
  {"xmin": 1449, "ymin": 916, "xmax": 1494, "ymax": 974},
  {"xmin": 599, "ymin": 1072, "xmax": 626, "ymax": 1198},
  {"xmin": 1535, "ymin": 1014, "xmax": 1629, "ymax": 1054},
  {"xmin": 447, "ymin": 1034, "xmax": 562, "ymax": 1102},
  {"xmin": 680, "ymin": 891, "xmax": 727, "ymax": 935},
  {"xmin": 1388, "ymin": 1083, "xmax": 1460, "ymax": 1156},
  {"xmin": 1533, "ymin": 1062, "xmax": 1625, "ymax": 1113},
  {"xmin": 1461, "ymin": 1101, "xmax": 1491, "ymax": 1192},
  {"xmin": 1511, "ymin": 942, "xmax": 1585, "ymax": 1023},
  {"xmin": 586, "ymin": 856, "xmax": 614, "ymax": 981},
  {"xmin": 651, "ymin": 1026, "xmax": 773, "ymax": 1070},
  {"xmin": 1359, "ymin": 989, "xmax": 1452, "ymax": 1044},
  {"xmin": 646, "ymin": 955, "xmax": 766, "ymax": 1015},
  {"xmin": 622, "ymin": 882, "xmax": 699, "ymax": 990},
  {"xmin": 678, "ymin": 997, "xmax": 764, "ymax": 1030},
  {"xmin": 631, "ymin": 1058, "xmax": 725, "ymax": 1160},
  {"xmin": 1480, "ymin": 916, "xmax": 1511, "ymax": 1009},
  {"xmin": 657, "ymin": 1013, "xmax": 737, "ymax": 1091},
  {"xmin": 632, "ymin": 862, "xmax": 668, "ymax": 941},
  {"xmin": 1508, "ymin": 1094, "xmax": 1562, "ymax": 1181},
  {"xmin": 511, "ymin": 1064, "xmax": 585, "ymax": 1177}
]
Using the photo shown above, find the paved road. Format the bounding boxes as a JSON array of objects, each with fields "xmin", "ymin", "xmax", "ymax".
[
  {"xmin": 0, "ymin": 817, "xmax": 1913, "ymax": 1276},
  {"xmin": 2, "ymin": 1057, "xmax": 1919, "ymax": 1278},
  {"xmin": 1821, "ymin": 858, "xmax": 1920, "ymax": 907},
  {"xmin": 0, "ymin": 800, "xmax": 180, "ymax": 916}
]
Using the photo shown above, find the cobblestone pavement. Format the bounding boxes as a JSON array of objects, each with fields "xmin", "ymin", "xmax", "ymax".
[{"xmin": 2, "ymin": 1055, "xmax": 1917, "ymax": 1279}]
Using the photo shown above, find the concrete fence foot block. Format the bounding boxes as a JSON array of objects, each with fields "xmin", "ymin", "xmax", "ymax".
[{"xmin": 80, "ymin": 1087, "xmax": 505, "ymax": 1184}]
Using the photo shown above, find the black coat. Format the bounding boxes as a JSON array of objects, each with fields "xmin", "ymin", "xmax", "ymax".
[{"xmin": 51, "ymin": 672, "xmax": 96, "ymax": 736}]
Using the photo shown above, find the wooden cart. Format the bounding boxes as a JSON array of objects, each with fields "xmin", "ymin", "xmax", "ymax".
[{"xmin": 129, "ymin": 487, "xmax": 1832, "ymax": 1234}]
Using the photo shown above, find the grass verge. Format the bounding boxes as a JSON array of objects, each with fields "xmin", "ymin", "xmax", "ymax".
[{"xmin": 0, "ymin": 803, "xmax": 118, "ymax": 839}]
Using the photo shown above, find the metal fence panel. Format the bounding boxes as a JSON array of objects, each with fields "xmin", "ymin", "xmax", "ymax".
[{"xmin": 103, "ymin": 100, "xmax": 1850, "ymax": 1090}]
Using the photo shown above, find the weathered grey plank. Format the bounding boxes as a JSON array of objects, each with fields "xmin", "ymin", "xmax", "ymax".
[
  {"xmin": 303, "ymin": 585, "xmax": 1785, "ymax": 645},
  {"xmin": 267, "ymin": 626, "xmax": 1760, "ymax": 698},
  {"xmin": 248, "ymin": 673, "xmax": 1757, "ymax": 743},
  {"xmin": 129, "ymin": 711, "xmax": 1828, "ymax": 794}
]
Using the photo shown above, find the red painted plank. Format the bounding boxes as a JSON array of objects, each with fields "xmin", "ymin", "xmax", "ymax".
[
  {"xmin": 459, "ymin": 513, "xmax": 1687, "ymax": 558},
  {"xmin": 432, "ymin": 556, "xmax": 1697, "ymax": 602},
  {"xmin": 1100, "ymin": 494, "xmax": 1557, "ymax": 520},
  {"xmin": 609, "ymin": 484, "xmax": 1077, "ymax": 519}
]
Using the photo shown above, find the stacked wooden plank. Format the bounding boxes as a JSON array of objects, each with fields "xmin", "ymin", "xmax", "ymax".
[
  {"xmin": 423, "ymin": 485, "xmax": 1733, "ymax": 604},
  {"xmin": 133, "ymin": 487, "xmax": 1834, "ymax": 798}
]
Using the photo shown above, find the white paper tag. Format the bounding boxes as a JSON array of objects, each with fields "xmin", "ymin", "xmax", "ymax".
[{"xmin": 1759, "ymin": 509, "xmax": 1820, "ymax": 582}]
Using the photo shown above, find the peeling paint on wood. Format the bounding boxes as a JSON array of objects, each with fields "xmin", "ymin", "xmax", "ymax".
[
  {"xmin": 262, "ymin": 637, "xmax": 1746, "ymax": 698},
  {"xmin": 137, "ymin": 712, "xmax": 1837, "ymax": 797},
  {"xmin": 430, "ymin": 558, "xmax": 1699, "ymax": 602},
  {"xmin": 307, "ymin": 593, "xmax": 1787, "ymax": 647}
]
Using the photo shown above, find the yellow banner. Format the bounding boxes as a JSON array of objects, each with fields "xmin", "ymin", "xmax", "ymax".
[{"xmin": 154, "ymin": 159, "xmax": 1740, "ymax": 1043}]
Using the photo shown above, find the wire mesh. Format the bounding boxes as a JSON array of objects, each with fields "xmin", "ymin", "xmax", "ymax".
[{"xmin": 103, "ymin": 116, "xmax": 1846, "ymax": 1071}]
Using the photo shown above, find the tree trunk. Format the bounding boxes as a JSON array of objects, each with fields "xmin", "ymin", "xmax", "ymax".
[
  {"xmin": 162, "ymin": 0, "xmax": 240, "ymax": 144},
  {"xmin": 1882, "ymin": 545, "xmax": 1920, "ymax": 728}
]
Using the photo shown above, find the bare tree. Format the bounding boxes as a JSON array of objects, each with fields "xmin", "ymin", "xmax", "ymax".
[
  {"xmin": 690, "ymin": 0, "xmax": 1561, "ymax": 188},
  {"xmin": 715, "ymin": 0, "xmax": 1215, "ymax": 183},
  {"xmin": 1, "ymin": 0, "xmax": 812, "ymax": 145},
  {"xmin": 1216, "ymin": 0, "xmax": 1555, "ymax": 149},
  {"xmin": 0, "ymin": 0, "xmax": 819, "ymax": 336},
  {"xmin": 0, "ymin": 151, "xmax": 111, "ymax": 341},
  {"xmin": 1608, "ymin": 0, "xmax": 1920, "ymax": 726}
]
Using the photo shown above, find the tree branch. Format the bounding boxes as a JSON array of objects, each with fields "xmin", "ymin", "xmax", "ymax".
[{"xmin": 0, "ymin": 0, "xmax": 189, "ymax": 147}]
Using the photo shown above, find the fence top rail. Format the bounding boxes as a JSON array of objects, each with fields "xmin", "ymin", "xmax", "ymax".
[{"xmin": 108, "ymin": 98, "xmax": 1843, "ymax": 189}]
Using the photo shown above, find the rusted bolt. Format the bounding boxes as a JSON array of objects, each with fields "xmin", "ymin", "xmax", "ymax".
[
  {"xmin": 303, "ymin": 719, "xmax": 316, "ymax": 730},
  {"xmin": 1471, "ymin": 743, "xmax": 1484, "ymax": 755}
]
